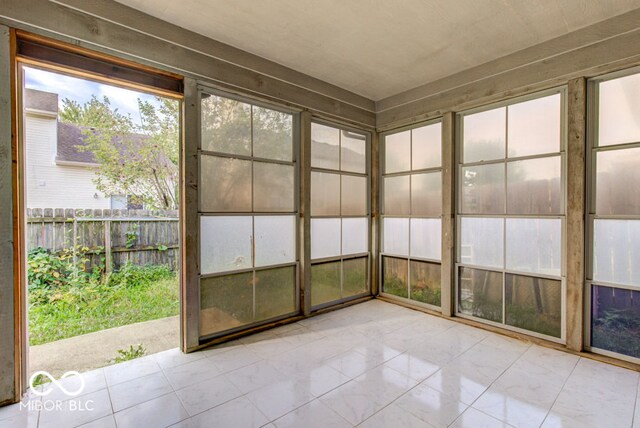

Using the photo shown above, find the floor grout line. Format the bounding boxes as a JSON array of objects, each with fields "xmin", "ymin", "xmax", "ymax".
[
  {"xmin": 630, "ymin": 376, "xmax": 640, "ymax": 428},
  {"xmin": 538, "ymin": 354, "xmax": 581, "ymax": 427},
  {"xmin": 447, "ymin": 338, "xmax": 534, "ymax": 427}
]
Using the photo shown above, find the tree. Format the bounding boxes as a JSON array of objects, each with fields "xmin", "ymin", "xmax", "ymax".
[{"xmin": 60, "ymin": 95, "xmax": 179, "ymax": 210}]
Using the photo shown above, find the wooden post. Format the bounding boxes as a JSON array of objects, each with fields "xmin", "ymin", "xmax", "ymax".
[
  {"xmin": 370, "ymin": 131, "xmax": 379, "ymax": 295},
  {"xmin": 182, "ymin": 77, "xmax": 200, "ymax": 352},
  {"xmin": 441, "ymin": 112, "xmax": 456, "ymax": 317},
  {"xmin": 104, "ymin": 220, "xmax": 112, "ymax": 273},
  {"xmin": 0, "ymin": 23, "xmax": 17, "ymax": 406},
  {"xmin": 566, "ymin": 77, "xmax": 586, "ymax": 351},
  {"xmin": 300, "ymin": 110, "xmax": 312, "ymax": 316}
]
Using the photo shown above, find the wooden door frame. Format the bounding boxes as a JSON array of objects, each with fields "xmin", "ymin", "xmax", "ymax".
[{"xmin": 5, "ymin": 29, "xmax": 187, "ymax": 402}]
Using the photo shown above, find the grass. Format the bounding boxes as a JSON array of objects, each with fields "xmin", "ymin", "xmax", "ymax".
[{"xmin": 29, "ymin": 268, "xmax": 179, "ymax": 346}]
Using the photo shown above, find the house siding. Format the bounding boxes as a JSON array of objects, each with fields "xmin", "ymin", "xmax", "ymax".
[{"xmin": 25, "ymin": 112, "xmax": 111, "ymax": 209}]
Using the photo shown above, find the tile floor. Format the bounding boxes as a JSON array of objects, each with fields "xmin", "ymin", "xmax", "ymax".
[{"xmin": 1, "ymin": 299, "xmax": 639, "ymax": 428}]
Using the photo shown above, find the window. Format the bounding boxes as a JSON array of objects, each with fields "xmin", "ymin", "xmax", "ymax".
[
  {"xmin": 588, "ymin": 70, "xmax": 640, "ymax": 360},
  {"xmin": 457, "ymin": 91, "xmax": 564, "ymax": 339},
  {"xmin": 199, "ymin": 92, "xmax": 297, "ymax": 338},
  {"xmin": 310, "ymin": 122, "xmax": 370, "ymax": 308},
  {"xmin": 381, "ymin": 121, "xmax": 442, "ymax": 307}
]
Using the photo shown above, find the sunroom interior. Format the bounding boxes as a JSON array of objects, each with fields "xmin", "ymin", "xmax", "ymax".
[{"xmin": 2, "ymin": 1, "xmax": 640, "ymax": 427}]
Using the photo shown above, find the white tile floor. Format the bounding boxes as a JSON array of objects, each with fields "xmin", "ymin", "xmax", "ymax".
[{"xmin": 1, "ymin": 299, "xmax": 639, "ymax": 428}]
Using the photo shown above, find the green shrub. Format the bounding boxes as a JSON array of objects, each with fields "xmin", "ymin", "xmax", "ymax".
[
  {"xmin": 106, "ymin": 263, "xmax": 174, "ymax": 288},
  {"xmin": 27, "ymin": 246, "xmax": 104, "ymax": 291},
  {"xmin": 110, "ymin": 344, "xmax": 146, "ymax": 364},
  {"xmin": 27, "ymin": 247, "xmax": 69, "ymax": 290}
]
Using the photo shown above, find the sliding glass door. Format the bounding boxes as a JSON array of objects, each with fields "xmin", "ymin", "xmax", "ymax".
[
  {"xmin": 198, "ymin": 89, "xmax": 299, "ymax": 339},
  {"xmin": 309, "ymin": 121, "xmax": 371, "ymax": 309},
  {"xmin": 380, "ymin": 120, "xmax": 443, "ymax": 309},
  {"xmin": 456, "ymin": 90, "xmax": 566, "ymax": 341},
  {"xmin": 587, "ymin": 69, "xmax": 640, "ymax": 362}
]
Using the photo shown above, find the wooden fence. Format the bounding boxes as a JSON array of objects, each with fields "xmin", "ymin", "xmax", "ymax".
[{"xmin": 27, "ymin": 208, "xmax": 179, "ymax": 272}]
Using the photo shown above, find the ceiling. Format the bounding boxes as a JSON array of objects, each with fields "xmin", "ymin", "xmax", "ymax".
[{"xmin": 114, "ymin": 0, "xmax": 640, "ymax": 101}]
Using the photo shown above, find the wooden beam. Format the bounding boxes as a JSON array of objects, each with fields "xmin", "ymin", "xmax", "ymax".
[
  {"xmin": 181, "ymin": 77, "xmax": 200, "ymax": 352},
  {"xmin": 376, "ymin": 8, "xmax": 640, "ymax": 114},
  {"xmin": 300, "ymin": 111, "xmax": 312, "ymax": 316},
  {"xmin": 377, "ymin": 26, "xmax": 640, "ymax": 130},
  {"xmin": 566, "ymin": 77, "xmax": 587, "ymax": 352},
  {"xmin": 370, "ymin": 131, "xmax": 380, "ymax": 296},
  {"xmin": 57, "ymin": 0, "xmax": 374, "ymax": 113},
  {"xmin": 0, "ymin": 24, "xmax": 16, "ymax": 406},
  {"xmin": 440, "ymin": 112, "xmax": 455, "ymax": 317},
  {"xmin": 0, "ymin": 0, "xmax": 375, "ymax": 128}
]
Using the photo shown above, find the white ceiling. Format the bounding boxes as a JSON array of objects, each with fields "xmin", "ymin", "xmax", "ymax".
[{"xmin": 115, "ymin": 0, "xmax": 640, "ymax": 101}]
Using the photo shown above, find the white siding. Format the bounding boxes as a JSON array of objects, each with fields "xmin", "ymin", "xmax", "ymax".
[{"xmin": 25, "ymin": 113, "xmax": 111, "ymax": 209}]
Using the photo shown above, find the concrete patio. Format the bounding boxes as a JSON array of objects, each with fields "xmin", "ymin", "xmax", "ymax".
[{"xmin": 29, "ymin": 316, "xmax": 179, "ymax": 379}]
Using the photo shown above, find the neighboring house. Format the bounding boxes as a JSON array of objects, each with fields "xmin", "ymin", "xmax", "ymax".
[{"xmin": 24, "ymin": 88, "xmax": 127, "ymax": 209}]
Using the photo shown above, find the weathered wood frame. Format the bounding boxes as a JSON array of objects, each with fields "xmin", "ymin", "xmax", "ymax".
[
  {"xmin": 4, "ymin": 0, "xmax": 640, "ymax": 406},
  {"xmin": 0, "ymin": 24, "xmax": 18, "ymax": 406}
]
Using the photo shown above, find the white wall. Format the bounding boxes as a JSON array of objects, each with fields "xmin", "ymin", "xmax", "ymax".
[{"xmin": 25, "ymin": 112, "xmax": 111, "ymax": 209}]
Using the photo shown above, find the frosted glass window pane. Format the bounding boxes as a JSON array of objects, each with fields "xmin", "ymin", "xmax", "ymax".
[
  {"xmin": 383, "ymin": 217, "xmax": 409, "ymax": 256},
  {"xmin": 201, "ymin": 156, "xmax": 252, "ymax": 212},
  {"xmin": 507, "ymin": 94, "xmax": 561, "ymax": 157},
  {"xmin": 385, "ymin": 130, "xmax": 411, "ymax": 173},
  {"xmin": 410, "ymin": 261, "xmax": 441, "ymax": 306},
  {"xmin": 200, "ymin": 272, "xmax": 253, "ymax": 336},
  {"xmin": 412, "ymin": 123, "xmax": 442, "ymax": 170},
  {"xmin": 201, "ymin": 94, "xmax": 251, "ymax": 156},
  {"xmin": 255, "ymin": 267, "xmax": 296, "ymax": 320},
  {"xmin": 311, "ymin": 218, "xmax": 341, "ymax": 259},
  {"xmin": 341, "ymin": 130, "xmax": 367, "ymax": 173},
  {"xmin": 384, "ymin": 175, "xmax": 410, "ymax": 215},
  {"xmin": 594, "ymin": 220, "xmax": 640, "ymax": 287},
  {"xmin": 506, "ymin": 218, "xmax": 561, "ymax": 276},
  {"xmin": 343, "ymin": 257, "xmax": 368, "ymax": 298},
  {"xmin": 311, "ymin": 123, "xmax": 340, "ymax": 170},
  {"xmin": 506, "ymin": 274, "xmax": 561, "ymax": 337},
  {"xmin": 596, "ymin": 148, "xmax": 640, "ymax": 215},
  {"xmin": 463, "ymin": 107, "xmax": 506, "ymax": 163},
  {"xmin": 461, "ymin": 163, "xmax": 505, "ymax": 214},
  {"xmin": 410, "ymin": 218, "xmax": 441, "ymax": 261},
  {"xmin": 459, "ymin": 267, "xmax": 503, "ymax": 322},
  {"xmin": 253, "ymin": 107, "xmax": 293, "ymax": 161},
  {"xmin": 200, "ymin": 216, "xmax": 252, "ymax": 274},
  {"xmin": 254, "ymin": 162, "xmax": 294, "ymax": 212},
  {"xmin": 592, "ymin": 285, "xmax": 640, "ymax": 359},
  {"xmin": 311, "ymin": 171, "xmax": 340, "ymax": 216},
  {"xmin": 342, "ymin": 217, "xmax": 368, "ymax": 255},
  {"xmin": 383, "ymin": 256, "xmax": 408, "ymax": 298},
  {"xmin": 598, "ymin": 73, "xmax": 640, "ymax": 146},
  {"xmin": 507, "ymin": 156, "xmax": 562, "ymax": 215},
  {"xmin": 460, "ymin": 217, "xmax": 504, "ymax": 269},
  {"xmin": 254, "ymin": 216, "xmax": 295, "ymax": 267},
  {"xmin": 311, "ymin": 261, "xmax": 341, "ymax": 306},
  {"xmin": 341, "ymin": 175, "xmax": 367, "ymax": 216},
  {"xmin": 411, "ymin": 172, "xmax": 442, "ymax": 216}
]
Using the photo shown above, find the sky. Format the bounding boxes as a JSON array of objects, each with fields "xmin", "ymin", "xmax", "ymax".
[{"xmin": 24, "ymin": 66, "xmax": 163, "ymax": 126}]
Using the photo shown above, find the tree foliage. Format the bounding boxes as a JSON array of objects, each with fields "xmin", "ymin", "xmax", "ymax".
[{"xmin": 60, "ymin": 95, "xmax": 179, "ymax": 210}]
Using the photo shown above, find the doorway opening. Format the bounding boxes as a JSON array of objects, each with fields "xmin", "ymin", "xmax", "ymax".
[{"xmin": 21, "ymin": 63, "xmax": 182, "ymax": 380}]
